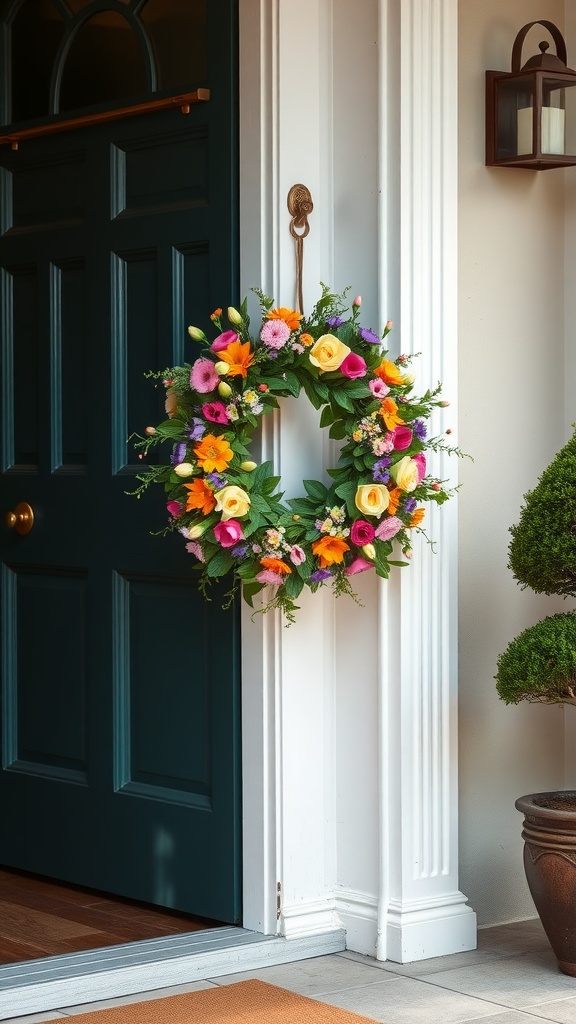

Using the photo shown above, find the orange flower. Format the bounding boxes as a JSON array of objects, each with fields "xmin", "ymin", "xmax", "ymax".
[
  {"xmin": 193, "ymin": 433, "xmax": 234, "ymax": 473},
  {"xmin": 260, "ymin": 557, "xmax": 292, "ymax": 575},
  {"xmin": 387, "ymin": 487, "xmax": 402, "ymax": 516},
  {"xmin": 380, "ymin": 397, "xmax": 405, "ymax": 431},
  {"xmin": 219, "ymin": 340, "xmax": 255, "ymax": 378},
  {"xmin": 409, "ymin": 508, "xmax": 426, "ymax": 528},
  {"xmin": 267, "ymin": 307, "xmax": 303, "ymax": 332},
  {"xmin": 184, "ymin": 478, "xmax": 216, "ymax": 515},
  {"xmin": 312, "ymin": 535, "xmax": 350, "ymax": 567},
  {"xmin": 210, "ymin": 307, "xmax": 222, "ymax": 320},
  {"xmin": 375, "ymin": 358, "xmax": 409, "ymax": 387},
  {"xmin": 300, "ymin": 332, "xmax": 314, "ymax": 347}
]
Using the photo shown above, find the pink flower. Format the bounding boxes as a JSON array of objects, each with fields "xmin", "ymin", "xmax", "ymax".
[
  {"xmin": 190, "ymin": 357, "xmax": 219, "ymax": 393},
  {"xmin": 213, "ymin": 519, "xmax": 244, "ymax": 548},
  {"xmin": 392, "ymin": 425, "xmax": 413, "ymax": 451},
  {"xmin": 350, "ymin": 520, "xmax": 376, "ymax": 546},
  {"xmin": 345, "ymin": 557, "xmax": 374, "ymax": 576},
  {"xmin": 375, "ymin": 516, "xmax": 403, "ymax": 541},
  {"xmin": 413, "ymin": 453, "xmax": 426, "ymax": 482},
  {"xmin": 185, "ymin": 540, "xmax": 205, "ymax": 561},
  {"xmin": 289, "ymin": 545, "xmax": 306, "ymax": 565},
  {"xmin": 256, "ymin": 569, "xmax": 284, "ymax": 586},
  {"xmin": 260, "ymin": 319, "xmax": 291, "ymax": 349},
  {"xmin": 353, "ymin": 295, "xmax": 362, "ymax": 307},
  {"xmin": 369, "ymin": 378, "xmax": 390, "ymax": 399},
  {"xmin": 211, "ymin": 330, "xmax": 238, "ymax": 352},
  {"xmin": 202, "ymin": 401, "xmax": 230, "ymax": 424},
  {"xmin": 340, "ymin": 352, "xmax": 367, "ymax": 380},
  {"xmin": 166, "ymin": 500, "xmax": 182, "ymax": 517}
]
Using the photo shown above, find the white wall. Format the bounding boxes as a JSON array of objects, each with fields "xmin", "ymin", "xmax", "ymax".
[{"xmin": 458, "ymin": 0, "xmax": 568, "ymax": 926}]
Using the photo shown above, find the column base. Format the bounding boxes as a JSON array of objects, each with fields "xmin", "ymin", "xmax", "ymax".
[{"xmin": 386, "ymin": 894, "xmax": 477, "ymax": 963}]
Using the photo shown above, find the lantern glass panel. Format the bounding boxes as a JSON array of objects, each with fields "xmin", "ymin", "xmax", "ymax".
[
  {"xmin": 496, "ymin": 76, "xmax": 535, "ymax": 159},
  {"xmin": 556, "ymin": 79, "xmax": 576, "ymax": 157}
]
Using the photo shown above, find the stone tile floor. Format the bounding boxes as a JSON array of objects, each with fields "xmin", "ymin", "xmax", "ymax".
[{"xmin": 8, "ymin": 919, "xmax": 576, "ymax": 1024}]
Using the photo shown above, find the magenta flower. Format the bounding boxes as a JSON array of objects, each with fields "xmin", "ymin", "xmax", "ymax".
[
  {"xmin": 345, "ymin": 557, "xmax": 374, "ymax": 576},
  {"xmin": 350, "ymin": 520, "xmax": 376, "ymax": 546},
  {"xmin": 213, "ymin": 519, "xmax": 244, "ymax": 548},
  {"xmin": 369, "ymin": 378, "xmax": 390, "ymax": 399},
  {"xmin": 289, "ymin": 544, "xmax": 306, "ymax": 565},
  {"xmin": 413, "ymin": 453, "xmax": 426, "ymax": 482},
  {"xmin": 260, "ymin": 319, "xmax": 291, "ymax": 349},
  {"xmin": 375, "ymin": 516, "xmax": 403, "ymax": 541},
  {"xmin": 202, "ymin": 401, "xmax": 230, "ymax": 424},
  {"xmin": 211, "ymin": 330, "xmax": 238, "ymax": 352},
  {"xmin": 340, "ymin": 352, "xmax": 367, "ymax": 380},
  {"xmin": 392, "ymin": 425, "xmax": 413, "ymax": 451},
  {"xmin": 190, "ymin": 357, "xmax": 219, "ymax": 393},
  {"xmin": 256, "ymin": 569, "xmax": 284, "ymax": 586},
  {"xmin": 166, "ymin": 500, "xmax": 182, "ymax": 518}
]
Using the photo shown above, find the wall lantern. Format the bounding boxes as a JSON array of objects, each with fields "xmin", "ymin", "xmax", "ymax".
[{"xmin": 486, "ymin": 20, "xmax": 576, "ymax": 169}]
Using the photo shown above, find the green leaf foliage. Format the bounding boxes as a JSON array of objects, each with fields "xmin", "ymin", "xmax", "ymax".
[{"xmin": 496, "ymin": 613, "xmax": 576, "ymax": 705}]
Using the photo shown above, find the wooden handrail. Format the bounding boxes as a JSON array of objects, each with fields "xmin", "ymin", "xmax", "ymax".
[{"xmin": 0, "ymin": 89, "xmax": 210, "ymax": 149}]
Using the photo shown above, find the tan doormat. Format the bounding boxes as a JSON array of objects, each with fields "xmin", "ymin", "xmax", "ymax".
[{"xmin": 46, "ymin": 980, "xmax": 380, "ymax": 1023}]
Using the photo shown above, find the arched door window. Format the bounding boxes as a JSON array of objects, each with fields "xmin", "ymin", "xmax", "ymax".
[{"xmin": 1, "ymin": 0, "xmax": 207, "ymax": 128}]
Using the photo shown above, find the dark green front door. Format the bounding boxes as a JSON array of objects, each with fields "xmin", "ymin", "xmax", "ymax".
[{"xmin": 0, "ymin": 0, "xmax": 241, "ymax": 923}]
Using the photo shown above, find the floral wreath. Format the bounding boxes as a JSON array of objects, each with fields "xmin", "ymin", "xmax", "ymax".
[{"xmin": 131, "ymin": 286, "xmax": 457, "ymax": 623}]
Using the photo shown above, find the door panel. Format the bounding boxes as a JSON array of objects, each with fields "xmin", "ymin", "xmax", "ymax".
[{"xmin": 0, "ymin": 29, "xmax": 241, "ymax": 921}]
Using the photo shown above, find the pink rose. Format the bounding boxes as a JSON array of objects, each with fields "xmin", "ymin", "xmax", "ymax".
[
  {"xmin": 350, "ymin": 519, "xmax": 376, "ymax": 546},
  {"xmin": 369, "ymin": 378, "xmax": 389, "ymax": 399},
  {"xmin": 202, "ymin": 401, "xmax": 230, "ymax": 424},
  {"xmin": 211, "ymin": 330, "xmax": 238, "ymax": 352},
  {"xmin": 345, "ymin": 557, "xmax": 374, "ymax": 576},
  {"xmin": 340, "ymin": 352, "xmax": 367, "ymax": 380},
  {"xmin": 413, "ymin": 453, "xmax": 426, "ymax": 482},
  {"xmin": 166, "ymin": 500, "xmax": 182, "ymax": 518},
  {"xmin": 256, "ymin": 569, "xmax": 284, "ymax": 586},
  {"xmin": 375, "ymin": 516, "xmax": 403, "ymax": 541},
  {"xmin": 213, "ymin": 519, "xmax": 244, "ymax": 548},
  {"xmin": 392, "ymin": 425, "xmax": 413, "ymax": 451}
]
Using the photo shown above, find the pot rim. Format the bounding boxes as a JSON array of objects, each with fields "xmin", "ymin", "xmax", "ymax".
[{"xmin": 516, "ymin": 791, "xmax": 576, "ymax": 818}]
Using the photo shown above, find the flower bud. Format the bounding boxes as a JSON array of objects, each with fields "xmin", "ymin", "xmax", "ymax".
[
  {"xmin": 362, "ymin": 543, "xmax": 376, "ymax": 561},
  {"xmin": 187, "ymin": 522, "xmax": 208, "ymax": 539},
  {"xmin": 440, "ymin": 400, "xmax": 450, "ymax": 407},
  {"xmin": 385, "ymin": 320, "xmax": 394, "ymax": 331},
  {"xmin": 173, "ymin": 462, "xmax": 194, "ymax": 477},
  {"xmin": 240, "ymin": 460, "xmax": 257, "ymax": 472},
  {"xmin": 187, "ymin": 325, "xmax": 207, "ymax": 342},
  {"xmin": 145, "ymin": 426, "xmax": 156, "ymax": 435},
  {"xmin": 353, "ymin": 295, "xmax": 362, "ymax": 307},
  {"xmin": 227, "ymin": 306, "xmax": 243, "ymax": 325},
  {"xmin": 214, "ymin": 360, "xmax": 230, "ymax": 375},
  {"xmin": 218, "ymin": 381, "xmax": 233, "ymax": 398}
]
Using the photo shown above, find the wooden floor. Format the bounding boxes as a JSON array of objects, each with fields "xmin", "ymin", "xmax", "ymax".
[{"xmin": 0, "ymin": 867, "xmax": 221, "ymax": 966}]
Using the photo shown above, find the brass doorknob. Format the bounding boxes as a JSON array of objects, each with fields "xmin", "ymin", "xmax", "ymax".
[{"xmin": 4, "ymin": 502, "xmax": 34, "ymax": 535}]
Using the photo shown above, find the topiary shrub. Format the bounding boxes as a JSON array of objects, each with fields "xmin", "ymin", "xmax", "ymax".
[{"xmin": 495, "ymin": 429, "xmax": 576, "ymax": 706}]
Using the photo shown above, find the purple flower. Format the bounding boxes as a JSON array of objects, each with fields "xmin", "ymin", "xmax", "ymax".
[
  {"xmin": 260, "ymin": 319, "xmax": 291, "ymax": 349},
  {"xmin": 232, "ymin": 544, "xmax": 248, "ymax": 558},
  {"xmin": 190, "ymin": 357, "xmax": 219, "ymax": 393},
  {"xmin": 170, "ymin": 442, "xmax": 187, "ymax": 465},
  {"xmin": 187, "ymin": 417, "xmax": 205, "ymax": 440},
  {"xmin": 310, "ymin": 568, "xmax": 332, "ymax": 582},
  {"xmin": 414, "ymin": 418, "xmax": 427, "ymax": 440},
  {"xmin": 202, "ymin": 400, "xmax": 230, "ymax": 424},
  {"xmin": 359, "ymin": 327, "xmax": 381, "ymax": 345},
  {"xmin": 404, "ymin": 497, "xmax": 417, "ymax": 514},
  {"xmin": 207, "ymin": 472, "xmax": 227, "ymax": 489},
  {"xmin": 327, "ymin": 315, "xmax": 345, "ymax": 328},
  {"xmin": 373, "ymin": 458, "xmax": 391, "ymax": 483}
]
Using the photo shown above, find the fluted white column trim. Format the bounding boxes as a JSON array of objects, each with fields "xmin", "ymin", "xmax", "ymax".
[{"xmin": 377, "ymin": 0, "xmax": 477, "ymax": 962}]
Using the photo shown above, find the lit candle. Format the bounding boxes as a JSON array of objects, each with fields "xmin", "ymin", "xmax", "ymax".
[{"xmin": 517, "ymin": 106, "xmax": 565, "ymax": 155}]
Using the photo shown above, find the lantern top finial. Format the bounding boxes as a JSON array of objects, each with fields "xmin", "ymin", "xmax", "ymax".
[{"xmin": 511, "ymin": 20, "xmax": 576, "ymax": 76}]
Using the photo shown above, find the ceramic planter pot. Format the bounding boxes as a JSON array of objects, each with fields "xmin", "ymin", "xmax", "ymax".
[{"xmin": 516, "ymin": 791, "xmax": 576, "ymax": 975}]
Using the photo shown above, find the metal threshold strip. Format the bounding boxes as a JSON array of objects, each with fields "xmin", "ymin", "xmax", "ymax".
[
  {"xmin": 0, "ymin": 926, "xmax": 345, "ymax": 1020},
  {"xmin": 0, "ymin": 89, "xmax": 210, "ymax": 149}
]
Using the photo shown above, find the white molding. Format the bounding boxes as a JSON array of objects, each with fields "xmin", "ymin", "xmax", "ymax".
[
  {"xmin": 335, "ymin": 889, "xmax": 379, "ymax": 957},
  {"xmin": 281, "ymin": 898, "xmax": 341, "ymax": 940},
  {"xmin": 376, "ymin": 0, "xmax": 477, "ymax": 962}
]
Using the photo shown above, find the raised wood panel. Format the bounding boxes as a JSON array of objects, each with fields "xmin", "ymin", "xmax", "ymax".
[
  {"xmin": 2, "ymin": 264, "xmax": 39, "ymax": 468},
  {"xmin": 9, "ymin": 151, "xmax": 86, "ymax": 232},
  {"xmin": 114, "ymin": 573, "xmax": 212, "ymax": 808},
  {"xmin": 4, "ymin": 567, "xmax": 88, "ymax": 783},
  {"xmin": 172, "ymin": 243, "xmax": 209, "ymax": 365},
  {"xmin": 51, "ymin": 260, "xmax": 88, "ymax": 470},
  {"xmin": 112, "ymin": 128, "xmax": 209, "ymax": 219}
]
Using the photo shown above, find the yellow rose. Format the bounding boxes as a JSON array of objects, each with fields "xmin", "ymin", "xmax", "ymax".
[
  {"xmin": 309, "ymin": 334, "xmax": 351, "ymax": 373},
  {"xmin": 390, "ymin": 456, "xmax": 419, "ymax": 492},
  {"xmin": 214, "ymin": 484, "xmax": 251, "ymax": 520},
  {"xmin": 355, "ymin": 484, "xmax": 390, "ymax": 518}
]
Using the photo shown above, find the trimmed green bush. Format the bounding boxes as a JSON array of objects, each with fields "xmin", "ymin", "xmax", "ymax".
[{"xmin": 496, "ymin": 429, "xmax": 576, "ymax": 706}]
